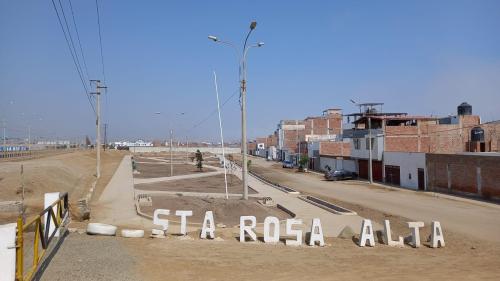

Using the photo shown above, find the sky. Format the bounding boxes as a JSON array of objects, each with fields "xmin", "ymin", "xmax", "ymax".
[{"xmin": 1, "ymin": 0, "xmax": 499, "ymax": 143}]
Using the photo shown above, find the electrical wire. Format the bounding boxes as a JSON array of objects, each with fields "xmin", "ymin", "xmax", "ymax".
[
  {"xmin": 188, "ymin": 88, "xmax": 239, "ymax": 132},
  {"xmin": 50, "ymin": 0, "xmax": 96, "ymax": 114},
  {"xmin": 95, "ymin": 0, "xmax": 106, "ymax": 84},
  {"xmin": 68, "ymin": 0, "xmax": 91, "ymax": 81}
]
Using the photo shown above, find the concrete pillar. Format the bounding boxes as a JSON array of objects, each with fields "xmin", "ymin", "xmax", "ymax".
[
  {"xmin": 0, "ymin": 223, "xmax": 16, "ymax": 281},
  {"xmin": 447, "ymin": 164, "xmax": 451, "ymax": 192},
  {"xmin": 476, "ymin": 166, "xmax": 482, "ymax": 196}
]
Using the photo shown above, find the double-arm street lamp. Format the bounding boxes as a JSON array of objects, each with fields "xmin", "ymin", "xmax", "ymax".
[{"xmin": 208, "ymin": 21, "xmax": 264, "ymax": 200}]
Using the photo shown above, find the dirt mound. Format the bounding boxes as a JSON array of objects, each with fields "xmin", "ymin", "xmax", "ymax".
[
  {"xmin": 141, "ymin": 195, "xmax": 290, "ymax": 226},
  {"xmin": 0, "ymin": 150, "xmax": 124, "ymax": 223}
]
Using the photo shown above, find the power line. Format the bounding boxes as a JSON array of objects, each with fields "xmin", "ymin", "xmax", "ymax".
[
  {"xmin": 57, "ymin": 0, "xmax": 87, "ymax": 86},
  {"xmin": 95, "ymin": 0, "xmax": 109, "ymax": 138},
  {"xmin": 50, "ymin": 0, "xmax": 96, "ymax": 114},
  {"xmin": 68, "ymin": 0, "xmax": 91, "ymax": 81},
  {"xmin": 188, "ymin": 88, "xmax": 239, "ymax": 132},
  {"xmin": 95, "ymin": 0, "xmax": 106, "ymax": 83}
]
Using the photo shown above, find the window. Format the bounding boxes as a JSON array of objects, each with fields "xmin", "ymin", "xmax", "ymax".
[
  {"xmin": 354, "ymin": 139, "xmax": 360, "ymax": 150},
  {"xmin": 365, "ymin": 137, "xmax": 374, "ymax": 150}
]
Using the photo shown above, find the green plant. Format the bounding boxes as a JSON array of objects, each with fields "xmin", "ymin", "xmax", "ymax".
[
  {"xmin": 195, "ymin": 150, "xmax": 203, "ymax": 171},
  {"xmin": 298, "ymin": 155, "xmax": 309, "ymax": 169}
]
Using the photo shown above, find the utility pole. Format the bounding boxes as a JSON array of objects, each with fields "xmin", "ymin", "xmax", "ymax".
[
  {"xmin": 91, "ymin": 80, "xmax": 106, "ymax": 179},
  {"xmin": 241, "ymin": 76, "xmax": 249, "ymax": 200},
  {"xmin": 103, "ymin": 123, "xmax": 107, "ymax": 151},
  {"xmin": 28, "ymin": 126, "xmax": 31, "ymax": 153},
  {"xmin": 368, "ymin": 116, "xmax": 373, "ymax": 184},
  {"xmin": 170, "ymin": 129, "xmax": 173, "ymax": 176},
  {"xmin": 2, "ymin": 119, "xmax": 6, "ymax": 158},
  {"xmin": 185, "ymin": 136, "xmax": 189, "ymax": 163}
]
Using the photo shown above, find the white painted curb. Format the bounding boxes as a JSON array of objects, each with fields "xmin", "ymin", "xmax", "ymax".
[
  {"xmin": 86, "ymin": 223, "xmax": 117, "ymax": 236},
  {"xmin": 121, "ymin": 229, "xmax": 145, "ymax": 238}
]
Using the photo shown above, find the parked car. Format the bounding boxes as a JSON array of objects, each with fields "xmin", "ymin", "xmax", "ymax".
[
  {"xmin": 324, "ymin": 169, "xmax": 358, "ymax": 181},
  {"xmin": 282, "ymin": 160, "xmax": 294, "ymax": 168}
]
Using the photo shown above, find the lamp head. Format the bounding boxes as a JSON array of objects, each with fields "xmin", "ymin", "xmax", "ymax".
[
  {"xmin": 257, "ymin": 42, "xmax": 264, "ymax": 47},
  {"xmin": 208, "ymin": 35, "xmax": 218, "ymax": 42},
  {"xmin": 250, "ymin": 21, "xmax": 257, "ymax": 30}
]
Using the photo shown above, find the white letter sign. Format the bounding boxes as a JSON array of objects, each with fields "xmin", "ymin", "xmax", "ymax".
[
  {"xmin": 240, "ymin": 216, "xmax": 257, "ymax": 242},
  {"xmin": 408, "ymin": 222, "xmax": 424, "ymax": 248},
  {"xmin": 359, "ymin": 219, "xmax": 375, "ymax": 247},
  {"xmin": 175, "ymin": 210, "xmax": 193, "ymax": 235},
  {"xmin": 152, "ymin": 209, "xmax": 170, "ymax": 236},
  {"xmin": 263, "ymin": 216, "xmax": 280, "ymax": 243},
  {"xmin": 308, "ymin": 218, "xmax": 325, "ymax": 247},
  {"xmin": 285, "ymin": 219, "xmax": 303, "ymax": 246},
  {"xmin": 430, "ymin": 221, "xmax": 445, "ymax": 248},
  {"xmin": 200, "ymin": 211, "xmax": 215, "ymax": 239},
  {"xmin": 383, "ymin": 220, "xmax": 404, "ymax": 247}
]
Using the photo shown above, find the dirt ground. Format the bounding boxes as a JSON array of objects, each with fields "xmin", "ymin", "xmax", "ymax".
[
  {"xmin": 37, "ymin": 153, "xmax": 500, "ymax": 280},
  {"xmin": 135, "ymin": 173, "xmax": 258, "ymax": 194},
  {"xmin": 134, "ymin": 163, "xmax": 215, "ymax": 178},
  {"xmin": 0, "ymin": 150, "xmax": 125, "ymax": 223},
  {"xmin": 40, "ymin": 228, "xmax": 500, "ymax": 281},
  {"xmin": 140, "ymin": 195, "xmax": 289, "ymax": 227}
]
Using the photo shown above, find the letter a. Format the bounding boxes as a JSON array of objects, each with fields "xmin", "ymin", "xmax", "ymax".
[
  {"xmin": 200, "ymin": 211, "xmax": 215, "ymax": 239},
  {"xmin": 430, "ymin": 221, "xmax": 445, "ymax": 248},
  {"xmin": 240, "ymin": 216, "xmax": 257, "ymax": 242},
  {"xmin": 359, "ymin": 219, "xmax": 375, "ymax": 247},
  {"xmin": 308, "ymin": 218, "xmax": 325, "ymax": 247}
]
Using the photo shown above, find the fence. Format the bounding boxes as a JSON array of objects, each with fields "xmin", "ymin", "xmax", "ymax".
[
  {"xmin": 0, "ymin": 148, "xmax": 80, "ymax": 161},
  {"xmin": 15, "ymin": 192, "xmax": 69, "ymax": 281}
]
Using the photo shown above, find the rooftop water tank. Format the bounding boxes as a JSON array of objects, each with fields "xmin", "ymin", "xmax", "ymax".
[
  {"xmin": 458, "ymin": 102, "xmax": 472, "ymax": 116},
  {"xmin": 471, "ymin": 126, "xmax": 484, "ymax": 142}
]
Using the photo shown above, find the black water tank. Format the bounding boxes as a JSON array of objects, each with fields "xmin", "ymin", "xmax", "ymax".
[
  {"xmin": 458, "ymin": 102, "xmax": 472, "ymax": 115},
  {"xmin": 471, "ymin": 127, "xmax": 484, "ymax": 142}
]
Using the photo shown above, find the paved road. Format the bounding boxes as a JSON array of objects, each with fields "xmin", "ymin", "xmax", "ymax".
[{"xmin": 248, "ymin": 156, "xmax": 500, "ymax": 243}]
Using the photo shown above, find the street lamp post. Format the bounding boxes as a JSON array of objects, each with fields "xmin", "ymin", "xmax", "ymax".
[
  {"xmin": 208, "ymin": 21, "xmax": 264, "ymax": 200},
  {"xmin": 155, "ymin": 111, "xmax": 185, "ymax": 177}
]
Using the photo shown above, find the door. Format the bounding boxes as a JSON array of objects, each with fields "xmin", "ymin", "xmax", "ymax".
[
  {"xmin": 358, "ymin": 160, "xmax": 368, "ymax": 179},
  {"xmin": 418, "ymin": 168, "xmax": 425, "ymax": 190},
  {"xmin": 385, "ymin": 165, "xmax": 401, "ymax": 185},
  {"xmin": 358, "ymin": 160, "xmax": 382, "ymax": 181},
  {"xmin": 372, "ymin": 161, "xmax": 383, "ymax": 182}
]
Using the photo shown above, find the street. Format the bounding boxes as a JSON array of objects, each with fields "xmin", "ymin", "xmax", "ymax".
[{"xmin": 247, "ymin": 156, "xmax": 500, "ymax": 243}]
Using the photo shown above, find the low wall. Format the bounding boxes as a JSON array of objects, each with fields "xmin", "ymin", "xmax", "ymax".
[
  {"xmin": 130, "ymin": 146, "xmax": 241, "ymax": 154},
  {"xmin": 427, "ymin": 153, "xmax": 500, "ymax": 200}
]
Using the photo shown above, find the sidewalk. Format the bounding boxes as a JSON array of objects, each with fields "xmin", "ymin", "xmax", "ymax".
[{"xmin": 91, "ymin": 155, "xmax": 153, "ymax": 229}]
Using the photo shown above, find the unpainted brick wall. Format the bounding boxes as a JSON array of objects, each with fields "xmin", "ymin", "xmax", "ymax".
[
  {"xmin": 319, "ymin": 141, "xmax": 350, "ymax": 157},
  {"xmin": 427, "ymin": 154, "xmax": 500, "ymax": 200}
]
